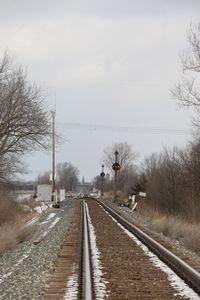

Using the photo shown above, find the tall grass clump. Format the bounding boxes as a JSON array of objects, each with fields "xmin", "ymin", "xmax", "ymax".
[
  {"xmin": 0, "ymin": 191, "xmax": 35, "ymax": 254},
  {"xmin": 149, "ymin": 213, "xmax": 200, "ymax": 254},
  {"xmin": 0, "ymin": 191, "xmax": 22, "ymax": 225}
]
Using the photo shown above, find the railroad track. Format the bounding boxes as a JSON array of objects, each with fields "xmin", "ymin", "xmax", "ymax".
[{"xmin": 43, "ymin": 197, "xmax": 200, "ymax": 299}]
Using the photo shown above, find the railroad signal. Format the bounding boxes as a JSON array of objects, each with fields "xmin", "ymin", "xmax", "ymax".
[
  {"xmin": 112, "ymin": 162, "xmax": 120, "ymax": 171},
  {"xmin": 113, "ymin": 151, "xmax": 121, "ymax": 203},
  {"xmin": 100, "ymin": 164, "xmax": 105, "ymax": 196}
]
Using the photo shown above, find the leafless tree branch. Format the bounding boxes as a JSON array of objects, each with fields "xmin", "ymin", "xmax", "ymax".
[
  {"xmin": 0, "ymin": 52, "xmax": 51, "ymax": 181},
  {"xmin": 171, "ymin": 23, "xmax": 200, "ymax": 107}
]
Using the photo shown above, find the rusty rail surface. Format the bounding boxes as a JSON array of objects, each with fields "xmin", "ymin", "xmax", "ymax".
[
  {"xmin": 97, "ymin": 199, "xmax": 200, "ymax": 295},
  {"xmin": 82, "ymin": 201, "xmax": 93, "ymax": 300}
]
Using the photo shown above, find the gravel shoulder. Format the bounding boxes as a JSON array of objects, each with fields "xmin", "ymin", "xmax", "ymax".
[
  {"xmin": 0, "ymin": 198, "xmax": 79, "ymax": 300},
  {"xmin": 101, "ymin": 198, "xmax": 200, "ymax": 267}
]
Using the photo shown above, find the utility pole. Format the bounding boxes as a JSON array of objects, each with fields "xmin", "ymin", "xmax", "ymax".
[{"xmin": 51, "ymin": 110, "xmax": 56, "ymax": 206}]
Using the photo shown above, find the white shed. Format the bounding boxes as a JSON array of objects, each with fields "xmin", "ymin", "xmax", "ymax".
[{"xmin": 37, "ymin": 184, "xmax": 52, "ymax": 202}]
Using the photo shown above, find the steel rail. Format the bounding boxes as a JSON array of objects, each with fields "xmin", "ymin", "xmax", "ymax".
[
  {"xmin": 82, "ymin": 201, "xmax": 92, "ymax": 300},
  {"xmin": 97, "ymin": 199, "xmax": 200, "ymax": 295}
]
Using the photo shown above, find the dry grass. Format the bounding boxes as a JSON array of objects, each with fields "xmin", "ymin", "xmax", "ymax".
[
  {"xmin": 0, "ymin": 223, "xmax": 17, "ymax": 253},
  {"xmin": 102, "ymin": 191, "xmax": 113, "ymax": 200},
  {"xmin": 103, "ymin": 191, "xmax": 128, "ymax": 204},
  {"xmin": 149, "ymin": 214, "xmax": 200, "ymax": 254},
  {"xmin": 104, "ymin": 192, "xmax": 200, "ymax": 254},
  {"xmin": 0, "ymin": 222, "xmax": 35, "ymax": 254},
  {"xmin": 0, "ymin": 191, "xmax": 23, "ymax": 225},
  {"xmin": 0, "ymin": 191, "xmax": 36, "ymax": 254},
  {"xmin": 182, "ymin": 224, "xmax": 200, "ymax": 253},
  {"xmin": 20, "ymin": 198, "xmax": 38, "ymax": 210}
]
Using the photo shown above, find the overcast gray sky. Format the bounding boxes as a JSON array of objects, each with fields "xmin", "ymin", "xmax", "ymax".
[{"xmin": 1, "ymin": 1, "xmax": 200, "ymax": 182}]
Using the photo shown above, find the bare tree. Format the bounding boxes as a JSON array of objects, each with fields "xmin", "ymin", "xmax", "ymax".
[
  {"xmin": 56, "ymin": 162, "xmax": 79, "ymax": 191},
  {"xmin": 178, "ymin": 141, "xmax": 200, "ymax": 180},
  {"xmin": 0, "ymin": 52, "xmax": 50, "ymax": 181},
  {"xmin": 92, "ymin": 175, "xmax": 103, "ymax": 191},
  {"xmin": 102, "ymin": 142, "xmax": 137, "ymax": 193},
  {"xmin": 141, "ymin": 147, "xmax": 185, "ymax": 215},
  {"xmin": 140, "ymin": 143, "xmax": 200, "ymax": 221},
  {"xmin": 36, "ymin": 171, "xmax": 51, "ymax": 185},
  {"xmin": 171, "ymin": 23, "xmax": 200, "ymax": 107},
  {"xmin": 35, "ymin": 162, "xmax": 79, "ymax": 192},
  {"xmin": 103, "ymin": 142, "xmax": 137, "ymax": 172}
]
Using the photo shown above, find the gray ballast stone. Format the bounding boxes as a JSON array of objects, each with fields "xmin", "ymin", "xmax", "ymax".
[{"xmin": 0, "ymin": 198, "xmax": 79, "ymax": 299}]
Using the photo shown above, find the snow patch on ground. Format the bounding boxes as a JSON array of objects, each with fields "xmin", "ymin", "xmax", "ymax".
[
  {"xmin": 34, "ymin": 203, "xmax": 49, "ymax": 214},
  {"xmin": 16, "ymin": 193, "xmax": 33, "ymax": 201},
  {"xmin": 86, "ymin": 203, "xmax": 109, "ymax": 299},
  {"xmin": 40, "ymin": 213, "xmax": 57, "ymax": 225},
  {"xmin": 47, "ymin": 213, "xmax": 56, "ymax": 220},
  {"xmin": 64, "ymin": 264, "xmax": 79, "ymax": 299},
  {"xmin": 38, "ymin": 217, "xmax": 61, "ymax": 240},
  {"xmin": 26, "ymin": 216, "xmax": 39, "ymax": 226},
  {"xmin": 106, "ymin": 208, "xmax": 200, "ymax": 300},
  {"xmin": 27, "ymin": 207, "xmax": 56, "ymax": 226}
]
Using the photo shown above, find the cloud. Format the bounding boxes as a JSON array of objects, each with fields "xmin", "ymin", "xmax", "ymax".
[
  {"xmin": 0, "ymin": 13, "xmax": 193, "ymax": 88},
  {"xmin": 1, "ymin": 0, "xmax": 200, "ymax": 23}
]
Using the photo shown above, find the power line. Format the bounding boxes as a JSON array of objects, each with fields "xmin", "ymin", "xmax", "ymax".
[{"xmin": 56, "ymin": 122, "xmax": 191, "ymax": 136}]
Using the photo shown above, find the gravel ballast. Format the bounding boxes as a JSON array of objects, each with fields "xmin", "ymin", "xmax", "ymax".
[
  {"xmin": 1, "ymin": 196, "xmax": 200, "ymax": 299},
  {"xmin": 101, "ymin": 198, "xmax": 200, "ymax": 265},
  {"xmin": 0, "ymin": 198, "xmax": 79, "ymax": 299}
]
